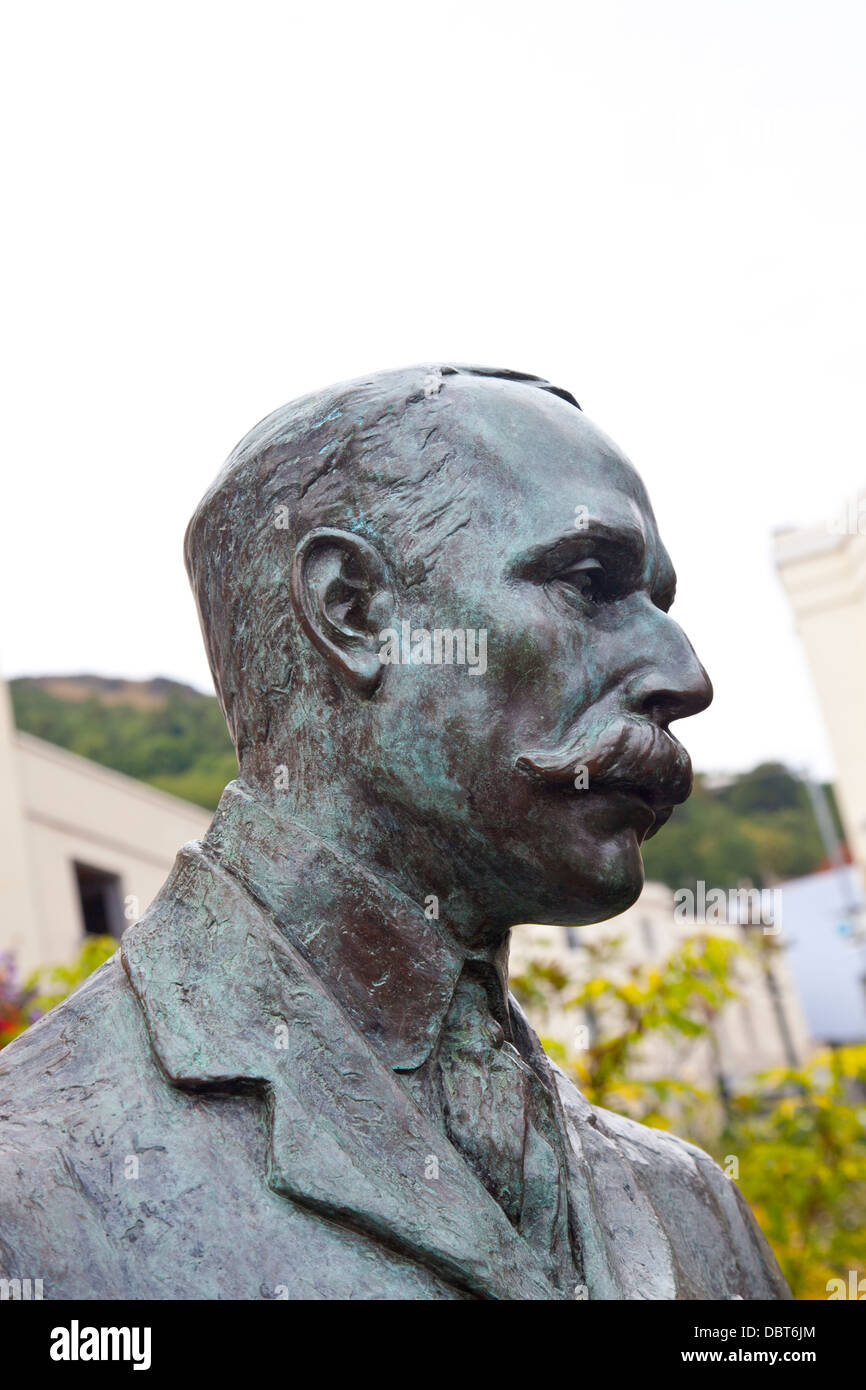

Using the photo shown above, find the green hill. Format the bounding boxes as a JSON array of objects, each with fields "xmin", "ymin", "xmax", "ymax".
[{"xmin": 10, "ymin": 675, "xmax": 237, "ymax": 810}]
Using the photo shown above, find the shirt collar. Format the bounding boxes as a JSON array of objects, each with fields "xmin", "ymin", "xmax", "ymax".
[{"xmin": 202, "ymin": 780, "xmax": 511, "ymax": 1072}]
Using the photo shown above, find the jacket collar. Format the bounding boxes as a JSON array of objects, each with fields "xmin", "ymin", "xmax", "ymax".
[{"xmin": 121, "ymin": 821, "xmax": 565, "ymax": 1300}]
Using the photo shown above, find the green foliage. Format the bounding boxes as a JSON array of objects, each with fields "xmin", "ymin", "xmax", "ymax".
[
  {"xmin": 720, "ymin": 1046, "xmax": 866, "ymax": 1300},
  {"xmin": 719, "ymin": 762, "xmax": 812, "ymax": 816},
  {"xmin": 11, "ymin": 677, "xmax": 236, "ymax": 810},
  {"xmin": 148, "ymin": 752, "xmax": 240, "ymax": 809}
]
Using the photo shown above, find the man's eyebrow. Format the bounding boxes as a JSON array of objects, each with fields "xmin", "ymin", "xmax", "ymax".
[{"xmin": 507, "ymin": 521, "xmax": 647, "ymax": 580}]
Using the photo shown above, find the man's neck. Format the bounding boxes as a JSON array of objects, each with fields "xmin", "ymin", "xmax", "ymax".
[
  {"xmin": 240, "ymin": 754, "xmax": 520, "ymax": 947},
  {"xmin": 202, "ymin": 779, "xmax": 513, "ymax": 1072}
]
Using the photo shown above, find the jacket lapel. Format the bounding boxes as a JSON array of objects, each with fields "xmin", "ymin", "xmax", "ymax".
[{"xmin": 122, "ymin": 842, "xmax": 564, "ymax": 1300}]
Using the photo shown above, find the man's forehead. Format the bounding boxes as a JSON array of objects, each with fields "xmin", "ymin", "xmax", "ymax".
[
  {"xmin": 441, "ymin": 376, "xmax": 656, "ymax": 530},
  {"xmin": 429, "ymin": 376, "xmax": 675, "ymax": 594}
]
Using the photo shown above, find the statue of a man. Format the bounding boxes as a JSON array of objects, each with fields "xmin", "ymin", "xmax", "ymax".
[{"xmin": 0, "ymin": 366, "xmax": 790, "ymax": 1299}]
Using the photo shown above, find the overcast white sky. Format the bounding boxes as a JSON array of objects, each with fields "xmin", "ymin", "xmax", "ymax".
[{"xmin": 2, "ymin": 0, "xmax": 863, "ymax": 779}]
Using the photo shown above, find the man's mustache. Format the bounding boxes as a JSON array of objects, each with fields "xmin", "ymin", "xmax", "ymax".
[{"xmin": 515, "ymin": 714, "xmax": 693, "ymax": 807}]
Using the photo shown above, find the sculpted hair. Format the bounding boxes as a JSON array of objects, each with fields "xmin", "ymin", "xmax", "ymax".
[{"xmin": 184, "ymin": 364, "xmax": 580, "ymax": 757}]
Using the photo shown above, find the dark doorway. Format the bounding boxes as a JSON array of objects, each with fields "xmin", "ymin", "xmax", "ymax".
[{"xmin": 73, "ymin": 862, "xmax": 124, "ymax": 939}]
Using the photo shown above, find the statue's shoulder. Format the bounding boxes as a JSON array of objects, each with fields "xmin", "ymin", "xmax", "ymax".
[
  {"xmin": 549, "ymin": 1062, "xmax": 792, "ymax": 1299},
  {"xmin": 0, "ymin": 951, "xmax": 133, "ymax": 1100},
  {"xmin": 548, "ymin": 1054, "xmax": 724, "ymax": 1201},
  {"xmin": 0, "ymin": 951, "xmax": 153, "ymax": 1172},
  {"xmin": 0, "ymin": 844, "xmax": 225, "ymax": 1254},
  {"xmin": 0, "ymin": 954, "xmax": 142, "ymax": 1276},
  {"xmin": 591, "ymin": 1096, "xmax": 742, "ymax": 1207}
]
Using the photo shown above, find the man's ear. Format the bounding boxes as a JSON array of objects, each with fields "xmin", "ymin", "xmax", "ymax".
[{"xmin": 289, "ymin": 528, "xmax": 394, "ymax": 694}]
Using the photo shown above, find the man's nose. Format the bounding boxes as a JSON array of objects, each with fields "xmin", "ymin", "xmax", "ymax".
[{"xmin": 627, "ymin": 619, "xmax": 713, "ymax": 725}]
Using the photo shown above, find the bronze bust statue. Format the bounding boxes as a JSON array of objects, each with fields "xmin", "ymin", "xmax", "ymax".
[{"xmin": 0, "ymin": 365, "xmax": 790, "ymax": 1299}]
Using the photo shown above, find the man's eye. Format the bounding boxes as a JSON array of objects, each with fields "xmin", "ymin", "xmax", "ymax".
[{"xmin": 555, "ymin": 557, "xmax": 607, "ymax": 602}]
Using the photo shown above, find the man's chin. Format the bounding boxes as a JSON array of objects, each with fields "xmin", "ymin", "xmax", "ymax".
[{"xmin": 516, "ymin": 824, "xmax": 646, "ymax": 927}]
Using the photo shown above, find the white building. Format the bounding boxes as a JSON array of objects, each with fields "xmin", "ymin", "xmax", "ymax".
[
  {"xmin": 0, "ymin": 676, "xmax": 209, "ymax": 972},
  {"xmin": 774, "ymin": 491, "xmax": 866, "ymax": 870}
]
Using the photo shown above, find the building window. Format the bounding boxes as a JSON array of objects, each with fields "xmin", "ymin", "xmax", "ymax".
[{"xmin": 73, "ymin": 862, "xmax": 124, "ymax": 939}]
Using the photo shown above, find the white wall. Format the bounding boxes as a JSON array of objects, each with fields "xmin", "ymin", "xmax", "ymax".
[
  {"xmin": 7, "ymin": 732, "xmax": 210, "ymax": 971},
  {"xmin": 775, "ymin": 505, "xmax": 866, "ymax": 870}
]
